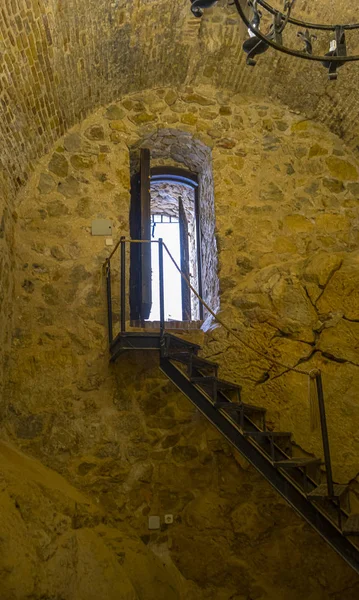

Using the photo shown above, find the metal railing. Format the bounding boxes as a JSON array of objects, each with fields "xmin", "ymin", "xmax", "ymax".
[
  {"xmin": 315, "ymin": 371, "xmax": 334, "ymax": 498},
  {"xmin": 104, "ymin": 237, "xmax": 335, "ymax": 501},
  {"xmin": 105, "ymin": 237, "xmax": 167, "ymax": 343}
]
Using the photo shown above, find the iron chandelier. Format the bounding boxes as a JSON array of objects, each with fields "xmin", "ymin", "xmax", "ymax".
[{"xmin": 190, "ymin": 0, "xmax": 359, "ymax": 80}]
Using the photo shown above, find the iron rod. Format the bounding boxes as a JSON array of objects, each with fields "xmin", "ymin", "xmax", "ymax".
[
  {"xmin": 158, "ymin": 238, "xmax": 165, "ymax": 337},
  {"xmin": 106, "ymin": 261, "xmax": 113, "ymax": 345},
  {"xmin": 120, "ymin": 236, "xmax": 126, "ymax": 333},
  {"xmin": 315, "ymin": 372, "xmax": 334, "ymax": 498},
  {"xmin": 233, "ymin": 0, "xmax": 359, "ymax": 62},
  {"xmin": 257, "ymin": 0, "xmax": 359, "ymax": 31}
]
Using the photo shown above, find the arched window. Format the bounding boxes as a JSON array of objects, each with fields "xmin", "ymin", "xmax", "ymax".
[{"xmin": 130, "ymin": 150, "xmax": 204, "ymax": 324}]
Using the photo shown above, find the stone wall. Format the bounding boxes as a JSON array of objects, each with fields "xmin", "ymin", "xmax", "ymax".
[
  {"xmin": 3, "ymin": 85, "xmax": 359, "ymax": 598},
  {"xmin": 2, "ymin": 0, "xmax": 359, "ymax": 202},
  {"xmin": 0, "ymin": 172, "xmax": 15, "ymax": 407},
  {"xmin": 0, "ymin": 439, "xmax": 200, "ymax": 600}
]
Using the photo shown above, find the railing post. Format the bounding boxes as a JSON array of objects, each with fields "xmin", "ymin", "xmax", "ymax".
[
  {"xmin": 120, "ymin": 236, "xmax": 126, "ymax": 333},
  {"xmin": 106, "ymin": 260, "xmax": 113, "ymax": 345},
  {"xmin": 315, "ymin": 372, "xmax": 334, "ymax": 498},
  {"xmin": 158, "ymin": 238, "xmax": 165, "ymax": 337}
]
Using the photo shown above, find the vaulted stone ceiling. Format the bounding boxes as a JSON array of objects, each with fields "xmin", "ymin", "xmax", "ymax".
[{"xmin": 1, "ymin": 0, "xmax": 359, "ymax": 194}]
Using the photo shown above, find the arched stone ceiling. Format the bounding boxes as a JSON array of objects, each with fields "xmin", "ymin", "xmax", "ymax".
[{"xmin": 1, "ymin": 0, "xmax": 359, "ymax": 194}]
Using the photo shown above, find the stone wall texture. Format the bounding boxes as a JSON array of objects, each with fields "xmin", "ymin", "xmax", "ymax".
[
  {"xmin": 0, "ymin": 172, "xmax": 15, "ymax": 406},
  {"xmin": 1, "ymin": 85, "xmax": 359, "ymax": 598},
  {"xmin": 0, "ymin": 439, "xmax": 200, "ymax": 600},
  {"xmin": 2, "ymin": 0, "xmax": 359, "ymax": 201}
]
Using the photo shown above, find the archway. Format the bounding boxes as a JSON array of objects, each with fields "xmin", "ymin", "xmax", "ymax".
[{"xmin": 130, "ymin": 129, "xmax": 220, "ymax": 324}]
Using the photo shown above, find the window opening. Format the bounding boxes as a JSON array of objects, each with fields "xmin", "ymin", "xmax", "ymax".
[
  {"xmin": 148, "ymin": 177, "xmax": 200, "ymax": 322},
  {"xmin": 130, "ymin": 150, "xmax": 206, "ymax": 325}
]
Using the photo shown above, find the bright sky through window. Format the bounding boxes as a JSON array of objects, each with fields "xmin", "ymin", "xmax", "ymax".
[{"xmin": 148, "ymin": 222, "xmax": 182, "ymax": 321}]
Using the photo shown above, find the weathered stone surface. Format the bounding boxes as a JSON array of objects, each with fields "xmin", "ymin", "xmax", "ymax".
[
  {"xmin": 291, "ymin": 120, "xmax": 311, "ymax": 132},
  {"xmin": 41, "ymin": 283, "xmax": 60, "ymax": 305},
  {"xmin": 217, "ymin": 138, "xmax": 236, "ymax": 149},
  {"xmin": 48, "ymin": 153, "xmax": 69, "ymax": 177},
  {"xmin": 181, "ymin": 113, "xmax": 197, "ymax": 125},
  {"xmin": 110, "ymin": 131, "xmax": 122, "ymax": 144},
  {"xmin": 2, "ymin": 0, "xmax": 359, "ymax": 585},
  {"xmin": 15, "ymin": 415, "xmax": 43, "ymax": 439},
  {"xmin": 182, "ymin": 93, "xmax": 215, "ymax": 106},
  {"xmin": 326, "ymin": 156, "xmax": 358, "ymax": 181},
  {"xmin": 50, "ymin": 245, "xmax": 66, "ymax": 261},
  {"xmin": 260, "ymin": 182, "xmax": 284, "ymax": 202},
  {"xmin": 0, "ymin": 440, "xmax": 197, "ymax": 600},
  {"xmin": 172, "ymin": 445, "xmax": 198, "ymax": 463},
  {"xmin": 76, "ymin": 196, "xmax": 93, "ymax": 217},
  {"xmin": 130, "ymin": 112, "xmax": 157, "ymax": 125},
  {"xmin": 70, "ymin": 154, "xmax": 95, "ymax": 170},
  {"xmin": 323, "ymin": 177, "xmax": 344, "ymax": 193},
  {"xmin": 308, "ymin": 144, "xmax": 328, "ymax": 158},
  {"xmin": 47, "ymin": 199, "xmax": 69, "ymax": 216},
  {"xmin": 0, "ymin": 209, "xmax": 6, "ymax": 239},
  {"xmin": 85, "ymin": 125, "xmax": 105, "ymax": 140},
  {"xmin": 22, "ymin": 279, "xmax": 34, "ymax": 293},
  {"xmin": 105, "ymin": 105, "xmax": 126, "ymax": 120},
  {"xmin": 64, "ymin": 132, "xmax": 82, "ymax": 152},
  {"xmin": 38, "ymin": 172, "xmax": 56, "ymax": 194},
  {"xmin": 58, "ymin": 175, "xmax": 80, "ymax": 197},
  {"xmin": 236, "ymin": 255, "xmax": 253, "ymax": 275},
  {"xmin": 346, "ymin": 181, "xmax": 359, "ymax": 196},
  {"xmin": 164, "ymin": 90, "xmax": 178, "ymax": 106},
  {"xmin": 284, "ymin": 214, "xmax": 313, "ymax": 232},
  {"xmin": 316, "ymin": 254, "xmax": 359, "ymax": 320},
  {"xmin": 4, "ymin": 88, "xmax": 359, "ymax": 600},
  {"xmin": 303, "ymin": 251, "xmax": 343, "ymax": 290}
]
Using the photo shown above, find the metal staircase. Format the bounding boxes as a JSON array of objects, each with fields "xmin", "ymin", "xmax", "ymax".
[
  {"xmin": 105, "ymin": 238, "xmax": 359, "ymax": 575},
  {"xmin": 110, "ymin": 330, "xmax": 359, "ymax": 574}
]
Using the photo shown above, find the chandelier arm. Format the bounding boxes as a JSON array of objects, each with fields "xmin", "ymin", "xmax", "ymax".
[
  {"xmin": 256, "ymin": 0, "xmax": 359, "ymax": 31},
  {"xmin": 234, "ymin": 0, "xmax": 359, "ymax": 62},
  {"xmin": 275, "ymin": 0, "xmax": 295, "ymax": 35}
]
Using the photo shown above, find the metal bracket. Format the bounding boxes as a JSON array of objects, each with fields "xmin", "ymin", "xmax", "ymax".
[
  {"xmin": 297, "ymin": 28, "xmax": 317, "ymax": 55},
  {"xmin": 243, "ymin": 0, "xmax": 269, "ymax": 66},
  {"xmin": 322, "ymin": 26, "xmax": 347, "ymax": 80},
  {"xmin": 190, "ymin": 0, "xmax": 217, "ymax": 18}
]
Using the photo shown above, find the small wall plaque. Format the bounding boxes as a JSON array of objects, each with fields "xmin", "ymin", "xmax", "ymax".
[{"xmin": 92, "ymin": 219, "xmax": 112, "ymax": 236}]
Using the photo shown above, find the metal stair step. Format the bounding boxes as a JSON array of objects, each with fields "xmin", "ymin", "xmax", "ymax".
[
  {"xmin": 169, "ymin": 352, "xmax": 219, "ymax": 373},
  {"xmin": 159, "ymin": 358, "xmax": 359, "ymax": 573},
  {"xmin": 274, "ymin": 458, "xmax": 322, "ymax": 469},
  {"xmin": 165, "ymin": 333, "xmax": 201, "ymax": 353},
  {"xmin": 308, "ymin": 483, "xmax": 348, "ymax": 499},
  {"xmin": 214, "ymin": 401, "xmax": 266, "ymax": 414},
  {"xmin": 244, "ymin": 431, "xmax": 292, "ymax": 439},
  {"xmin": 190, "ymin": 376, "xmax": 241, "ymax": 391},
  {"xmin": 343, "ymin": 514, "xmax": 359, "ymax": 536}
]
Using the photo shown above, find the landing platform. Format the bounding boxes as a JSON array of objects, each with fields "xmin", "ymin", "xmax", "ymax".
[{"xmin": 110, "ymin": 330, "xmax": 202, "ymax": 362}]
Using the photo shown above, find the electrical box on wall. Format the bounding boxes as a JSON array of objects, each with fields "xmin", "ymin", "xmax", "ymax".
[{"xmin": 91, "ymin": 219, "xmax": 112, "ymax": 236}]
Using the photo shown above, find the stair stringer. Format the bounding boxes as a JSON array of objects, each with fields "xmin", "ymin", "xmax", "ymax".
[{"xmin": 160, "ymin": 357, "xmax": 359, "ymax": 575}]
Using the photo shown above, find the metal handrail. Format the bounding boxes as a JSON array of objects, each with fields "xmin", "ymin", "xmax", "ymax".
[{"xmin": 104, "ymin": 237, "xmax": 335, "ymax": 500}]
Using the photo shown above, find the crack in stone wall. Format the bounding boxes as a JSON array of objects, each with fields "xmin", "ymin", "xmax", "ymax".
[{"xmin": 2, "ymin": 87, "xmax": 359, "ymax": 598}]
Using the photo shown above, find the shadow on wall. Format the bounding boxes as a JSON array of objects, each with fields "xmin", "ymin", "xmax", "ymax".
[
  {"xmin": 0, "ymin": 172, "xmax": 15, "ymax": 408},
  {"xmin": 130, "ymin": 128, "xmax": 220, "ymax": 315}
]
